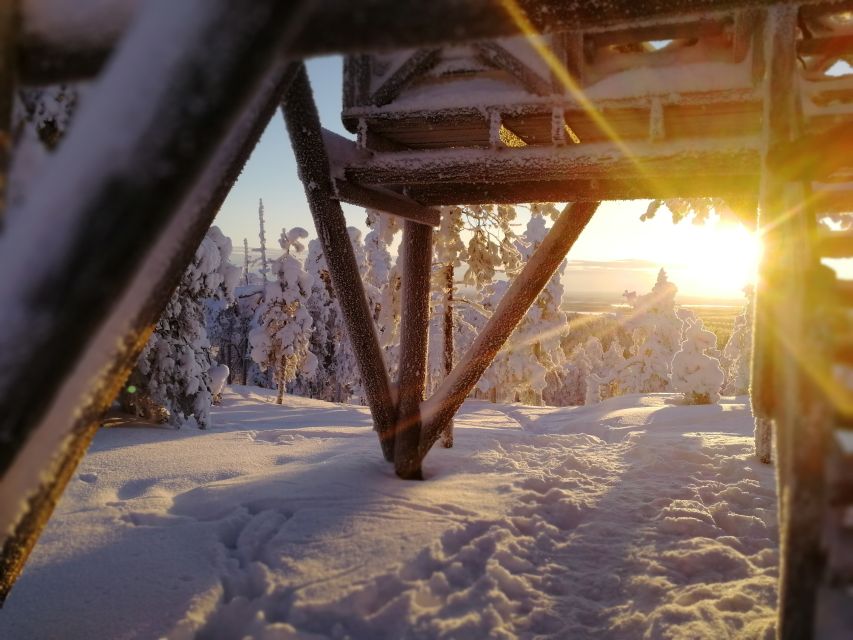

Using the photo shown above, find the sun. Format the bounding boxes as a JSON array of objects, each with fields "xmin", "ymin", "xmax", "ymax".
[{"xmin": 652, "ymin": 219, "xmax": 763, "ymax": 299}]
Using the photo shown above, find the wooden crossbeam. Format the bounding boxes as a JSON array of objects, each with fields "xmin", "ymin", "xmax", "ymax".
[
  {"xmin": 342, "ymin": 138, "xmax": 762, "ymax": 186},
  {"xmin": 282, "ymin": 63, "xmax": 398, "ymax": 462},
  {"xmin": 15, "ymin": 0, "xmax": 839, "ymax": 84},
  {"xmin": 371, "ymin": 49, "xmax": 442, "ymax": 106},
  {"xmin": 319, "ymin": 127, "xmax": 441, "ymax": 226},
  {"xmin": 334, "ymin": 180, "xmax": 441, "ymax": 226},
  {"xmin": 403, "ymin": 175, "xmax": 760, "ymax": 205},
  {"xmin": 474, "ymin": 42, "xmax": 552, "ymax": 96},
  {"xmin": 0, "ymin": 0, "xmax": 304, "ymax": 603}
]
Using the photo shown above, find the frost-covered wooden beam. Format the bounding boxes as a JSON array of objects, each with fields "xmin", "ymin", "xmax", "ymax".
[
  {"xmin": 334, "ymin": 180, "xmax": 440, "ymax": 226},
  {"xmin": 16, "ymin": 0, "xmax": 837, "ymax": 84},
  {"xmin": 474, "ymin": 42, "xmax": 551, "ymax": 96},
  {"xmin": 342, "ymin": 139, "xmax": 762, "ymax": 186},
  {"xmin": 282, "ymin": 62, "xmax": 398, "ymax": 462},
  {"xmin": 419, "ymin": 201, "xmax": 600, "ymax": 461},
  {"xmin": 753, "ymin": 6, "xmax": 830, "ymax": 639},
  {"xmin": 404, "ymin": 175, "xmax": 760, "ymax": 205},
  {"xmin": 319, "ymin": 127, "xmax": 441, "ymax": 226},
  {"xmin": 0, "ymin": 0, "xmax": 306, "ymax": 603},
  {"xmin": 0, "ymin": 0, "xmax": 16, "ymax": 222},
  {"xmin": 371, "ymin": 48, "xmax": 442, "ymax": 107},
  {"xmin": 394, "ymin": 221, "xmax": 433, "ymax": 480}
]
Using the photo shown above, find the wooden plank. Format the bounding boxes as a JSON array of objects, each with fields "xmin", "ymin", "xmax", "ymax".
[
  {"xmin": 394, "ymin": 221, "xmax": 433, "ymax": 479},
  {"xmin": 343, "ymin": 138, "xmax": 762, "ymax": 186},
  {"xmin": 404, "ymin": 174, "xmax": 759, "ymax": 205},
  {"xmin": 282, "ymin": 63, "xmax": 398, "ymax": 462},
  {"xmin": 371, "ymin": 48, "xmax": 441, "ymax": 106},
  {"xmin": 0, "ymin": 0, "xmax": 303, "ymax": 603},
  {"xmin": 419, "ymin": 201, "xmax": 599, "ymax": 461}
]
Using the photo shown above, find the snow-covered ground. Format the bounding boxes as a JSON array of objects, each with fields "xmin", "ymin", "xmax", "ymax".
[{"xmin": 0, "ymin": 388, "xmax": 778, "ymax": 640}]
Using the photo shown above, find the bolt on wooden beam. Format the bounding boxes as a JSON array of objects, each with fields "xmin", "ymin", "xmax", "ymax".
[
  {"xmin": 281, "ymin": 62, "xmax": 398, "ymax": 461},
  {"xmin": 418, "ymin": 200, "xmax": 600, "ymax": 461}
]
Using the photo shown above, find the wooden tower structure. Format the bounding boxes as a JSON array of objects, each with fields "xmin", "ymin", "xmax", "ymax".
[{"xmin": 0, "ymin": 1, "xmax": 852, "ymax": 637}]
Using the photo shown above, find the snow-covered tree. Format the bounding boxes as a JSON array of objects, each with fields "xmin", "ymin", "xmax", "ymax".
[
  {"xmin": 671, "ymin": 318, "xmax": 725, "ymax": 404},
  {"xmin": 122, "ymin": 227, "xmax": 242, "ymax": 427},
  {"xmin": 616, "ymin": 269, "xmax": 683, "ymax": 394},
  {"xmin": 363, "ymin": 210, "xmax": 402, "ymax": 377},
  {"xmin": 723, "ymin": 285, "xmax": 754, "ymax": 395},
  {"xmin": 249, "ymin": 227, "xmax": 317, "ymax": 404},
  {"xmin": 296, "ymin": 237, "xmax": 363, "ymax": 403},
  {"xmin": 256, "ymin": 199, "xmax": 270, "ymax": 283}
]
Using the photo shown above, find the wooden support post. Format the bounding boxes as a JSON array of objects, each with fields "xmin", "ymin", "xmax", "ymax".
[
  {"xmin": 754, "ymin": 6, "xmax": 828, "ymax": 639},
  {"xmin": 0, "ymin": 0, "xmax": 304, "ymax": 603},
  {"xmin": 419, "ymin": 201, "xmax": 599, "ymax": 459},
  {"xmin": 0, "ymin": 0, "xmax": 16, "ymax": 224},
  {"xmin": 282, "ymin": 63, "xmax": 398, "ymax": 462},
  {"xmin": 394, "ymin": 221, "xmax": 433, "ymax": 479}
]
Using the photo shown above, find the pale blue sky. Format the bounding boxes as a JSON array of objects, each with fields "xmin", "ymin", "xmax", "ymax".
[{"xmin": 212, "ymin": 57, "xmax": 757, "ymax": 300}]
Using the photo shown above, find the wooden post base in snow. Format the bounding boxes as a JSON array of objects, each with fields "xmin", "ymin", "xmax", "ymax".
[{"xmin": 755, "ymin": 417, "xmax": 773, "ymax": 464}]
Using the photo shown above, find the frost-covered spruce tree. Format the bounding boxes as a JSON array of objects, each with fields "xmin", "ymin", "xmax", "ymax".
[
  {"xmin": 363, "ymin": 210, "xmax": 402, "ymax": 377},
  {"xmin": 617, "ymin": 269, "xmax": 683, "ymax": 394},
  {"xmin": 723, "ymin": 285, "xmax": 754, "ymax": 395},
  {"xmin": 123, "ymin": 227, "xmax": 242, "ymax": 427},
  {"xmin": 671, "ymin": 318, "xmax": 725, "ymax": 404},
  {"xmin": 296, "ymin": 238, "xmax": 362, "ymax": 402},
  {"xmin": 249, "ymin": 228, "xmax": 318, "ymax": 404}
]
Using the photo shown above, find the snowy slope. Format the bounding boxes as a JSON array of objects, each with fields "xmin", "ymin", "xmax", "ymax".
[{"xmin": 0, "ymin": 389, "xmax": 777, "ymax": 640}]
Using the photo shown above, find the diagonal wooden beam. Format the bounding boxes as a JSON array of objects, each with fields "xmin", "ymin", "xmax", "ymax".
[
  {"xmin": 282, "ymin": 62, "xmax": 398, "ymax": 461},
  {"xmin": 0, "ymin": 0, "xmax": 306, "ymax": 603},
  {"xmin": 371, "ymin": 48, "xmax": 442, "ymax": 106},
  {"xmin": 418, "ymin": 200, "xmax": 600, "ymax": 460},
  {"xmin": 394, "ymin": 220, "xmax": 434, "ymax": 479},
  {"xmin": 474, "ymin": 41, "xmax": 552, "ymax": 96}
]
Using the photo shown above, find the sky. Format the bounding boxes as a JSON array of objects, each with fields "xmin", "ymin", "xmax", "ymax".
[{"xmin": 212, "ymin": 57, "xmax": 758, "ymax": 302}]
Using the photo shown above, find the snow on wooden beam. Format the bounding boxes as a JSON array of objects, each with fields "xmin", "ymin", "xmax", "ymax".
[
  {"xmin": 418, "ymin": 201, "xmax": 600, "ymax": 462},
  {"xmin": 334, "ymin": 180, "xmax": 441, "ymax": 226},
  {"xmin": 371, "ymin": 48, "xmax": 442, "ymax": 106},
  {"xmin": 0, "ymin": 0, "xmax": 304, "ymax": 603},
  {"xmin": 319, "ymin": 127, "xmax": 440, "ymax": 225},
  {"xmin": 282, "ymin": 62, "xmax": 398, "ymax": 462},
  {"xmin": 474, "ymin": 42, "xmax": 551, "ymax": 96},
  {"xmin": 394, "ymin": 221, "xmax": 433, "ymax": 480},
  {"xmin": 16, "ymin": 0, "xmax": 834, "ymax": 84},
  {"xmin": 403, "ymin": 175, "xmax": 760, "ymax": 205},
  {"xmin": 0, "ymin": 0, "xmax": 15, "ymax": 222},
  {"xmin": 343, "ymin": 138, "xmax": 762, "ymax": 186}
]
